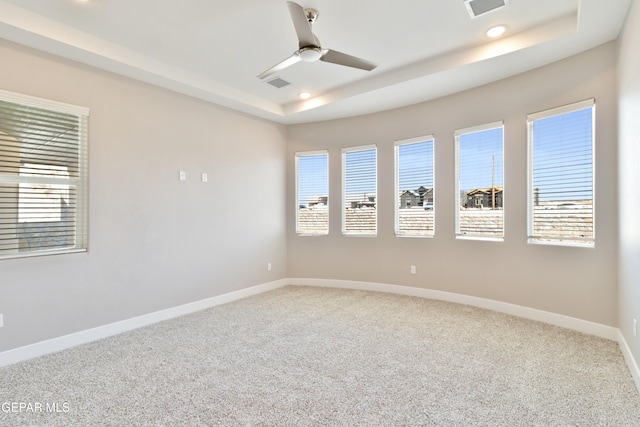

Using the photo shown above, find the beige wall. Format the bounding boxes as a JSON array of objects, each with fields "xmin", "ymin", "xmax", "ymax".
[
  {"xmin": 288, "ymin": 42, "xmax": 619, "ymax": 326},
  {"xmin": 618, "ymin": 0, "xmax": 640, "ymax": 368},
  {"xmin": 0, "ymin": 40, "xmax": 288, "ymax": 352},
  {"xmin": 0, "ymin": 36, "xmax": 624, "ymax": 355}
]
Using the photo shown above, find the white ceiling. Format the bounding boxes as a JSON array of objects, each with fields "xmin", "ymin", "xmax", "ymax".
[{"xmin": 0, "ymin": 0, "xmax": 631, "ymax": 124}]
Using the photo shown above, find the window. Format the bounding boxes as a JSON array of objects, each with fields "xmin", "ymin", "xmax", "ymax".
[
  {"xmin": 342, "ymin": 145, "xmax": 376, "ymax": 236},
  {"xmin": 455, "ymin": 122, "xmax": 504, "ymax": 240},
  {"xmin": 527, "ymin": 99, "xmax": 594, "ymax": 246},
  {"xmin": 395, "ymin": 136, "xmax": 435, "ymax": 237},
  {"xmin": 0, "ymin": 90, "xmax": 89, "ymax": 259},
  {"xmin": 296, "ymin": 151, "xmax": 329, "ymax": 235}
]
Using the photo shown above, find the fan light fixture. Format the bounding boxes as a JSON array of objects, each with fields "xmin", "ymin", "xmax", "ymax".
[{"xmin": 486, "ymin": 25, "xmax": 507, "ymax": 38}]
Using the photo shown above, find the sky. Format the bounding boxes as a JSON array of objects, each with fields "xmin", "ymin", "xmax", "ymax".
[
  {"xmin": 532, "ymin": 107, "xmax": 593, "ymax": 201},
  {"xmin": 344, "ymin": 148, "xmax": 376, "ymax": 198},
  {"xmin": 297, "ymin": 153, "xmax": 328, "ymax": 207},
  {"xmin": 397, "ymin": 140, "xmax": 434, "ymax": 192},
  {"xmin": 458, "ymin": 127, "xmax": 503, "ymax": 192},
  {"xmin": 297, "ymin": 106, "xmax": 593, "ymax": 207}
]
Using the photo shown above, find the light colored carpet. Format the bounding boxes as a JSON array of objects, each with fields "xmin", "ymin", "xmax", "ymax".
[{"xmin": 1, "ymin": 285, "xmax": 639, "ymax": 426}]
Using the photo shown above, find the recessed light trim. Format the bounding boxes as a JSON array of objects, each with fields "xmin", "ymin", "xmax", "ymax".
[
  {"xmin": 299, "ymin": 91, "xmax": 312, "ymax": 99},
  {"xmin": 486, "ymin": 25, "xmax": 507, "ymax": 38}
]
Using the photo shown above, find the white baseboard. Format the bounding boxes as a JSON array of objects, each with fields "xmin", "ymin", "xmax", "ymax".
[
  {"xmin": 0, "ymin": 277, "xmax": 630, "ymax": 392},
  {"xmin": 618, "ymin": 330, "xmax": 640, "ymax": 393},
  {"xmin": 288, "ymin": 278, "xmax": 619, "ymax": 341},
  {"xmin": 0, "ymin": 279, "xmax": 287, "ymax": 368},
  {"xmin": 291, "ymin": 278, "xmax": 640, "ymax": 392}
]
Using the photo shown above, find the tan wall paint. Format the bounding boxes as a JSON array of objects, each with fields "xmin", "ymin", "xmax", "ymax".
[
  {"xmin": 0, "ymin": 40, "xmax": 288, "ymax": 352},
  {"xmin": 288, "ymin": 42, "xmax": 619, "ymax": 326},
  {"xmin": 618, "ymin": 0, "xmax": 640, "ymax": 368},
  {"xmin": 0, "ymin": 38, "xmax": 622, "ymax": 354}
]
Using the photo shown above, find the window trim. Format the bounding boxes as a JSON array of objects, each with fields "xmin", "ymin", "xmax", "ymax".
[
  {"xmin": 0, "ymin": 89, "xmax": 89, "ymax": 260},
  {"xmin": 394, "ymin": 135, "xmax": 435, "ymax": 238},
  {"xmin": 454, "ymin": 121, "xmax": 505, "ymax": 241},
  {"xmin": 526, "ymin": 98, "xmax": 595, "ymax": 247},
  {"xmin": 342, "ymin": 144, "xmax": 377, "ymax": 237},
  {"xmin": 295, "ymin": 150, "xmax": 329, "ymax": 236}
]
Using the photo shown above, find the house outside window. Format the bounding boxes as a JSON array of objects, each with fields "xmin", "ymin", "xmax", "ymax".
[
  {"xmin": 395, "ymin": 136, "xmax": 435, "ymax": 237},
  {"xmin": 0, "ymin": 90, "xmax": 89, "ymax": 259},
  {"xmin": 342, "ymin": 145, "xmax": 377, "ymax": 236},
  {"xmin": 296, "ymin": 150, "xmax": 329, "ymax": 236},
  {"xmin": 455, "ymin": 122, "xmax": 504, "ymax": 240}
]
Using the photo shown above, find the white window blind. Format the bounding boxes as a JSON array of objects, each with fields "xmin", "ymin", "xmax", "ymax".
[
  {"xmin": 455, "ymin": 122, "xmax": 504, "ymax": 240},
  {"xmin": 342, "ymin": 145, "xmax": 376, "ymax": 236},
  {"xmin": 296, "ymin": 151, "xmax": 329, "ymax": 235},
  {"xmin": 527, "ymin": 99, "xmax": 594, "ymax": 246},
  {"xmin": 395, "ymin": 136, "xmax": 434, "ymax": 237},
  {"xmin": 0, "ymin": 90, "xmax": 89, "ymax": 259}
]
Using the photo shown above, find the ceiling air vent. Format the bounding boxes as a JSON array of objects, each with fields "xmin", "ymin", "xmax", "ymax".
[
  {"xmin": 266, "ymin": 77, "xmax": 291, "ymax": 88},
  {"xmin": 463, "ymin": 0, "xmax": 509, "ymax": 18}
]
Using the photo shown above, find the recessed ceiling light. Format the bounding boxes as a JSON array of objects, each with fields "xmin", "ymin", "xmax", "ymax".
[
  {"xmin": 486, "ymin": 25, "xmax": 507, "ymax": 38},
  {"xmin": 299, "ymin": 92, "xmax": 311, "ymax": 100}
]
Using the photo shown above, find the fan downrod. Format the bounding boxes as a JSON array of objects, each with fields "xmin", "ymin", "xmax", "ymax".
[{"xmin": 304, "ymin": 8, "xmax": 318, "ymax": 23}]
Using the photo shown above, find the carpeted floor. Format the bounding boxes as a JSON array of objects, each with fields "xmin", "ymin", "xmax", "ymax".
[{"xmin": 1, "ymin": 285, "xmax": 639, "ymax": 426}]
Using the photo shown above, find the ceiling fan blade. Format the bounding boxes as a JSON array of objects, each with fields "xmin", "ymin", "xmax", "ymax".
[
  {"xmin": 287, "ymin": 1, "xmax": 318, "ymax": 48},
  {"xmin": 257, "ymin": 53, "xmax": 301, "ymax": 80},
  {"xmin": 320, "ymin": 49, "xmax": 377, "ymax": 71}
]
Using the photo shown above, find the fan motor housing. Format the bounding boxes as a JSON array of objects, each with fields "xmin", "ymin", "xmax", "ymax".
[{"xmin": 299, "ymin": 47, "xmax": 322, "ymax": 62}]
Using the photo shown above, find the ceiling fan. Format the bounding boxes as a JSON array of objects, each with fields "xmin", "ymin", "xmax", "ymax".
[{"xmin": 257, "ymin": 1, "xmax": 377, "ymax": 80}]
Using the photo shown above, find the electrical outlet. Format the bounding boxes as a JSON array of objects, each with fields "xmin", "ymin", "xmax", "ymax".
[
  {"xmin": 634, "ymin": 318, "xmax": 637, "ymax": 337},
  {"xmin": 201, "ymin": 173, "xmax": 208, "ymax": 183},
  {"xmin": 410, "ymin": 265, "xmax": 416, "ymax": 275},
  {"xmin": 267, "ymin": 263, "xmax": 272, "ymax": 272}
]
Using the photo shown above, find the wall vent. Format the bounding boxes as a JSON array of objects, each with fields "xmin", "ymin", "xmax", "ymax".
[
  {"xmin": 266, "ymin": 77, "xmax": 291, "ymax": 88},
  {"xmin": 463, "ymin": 0, "xmax": 509, "ymax": 18}
]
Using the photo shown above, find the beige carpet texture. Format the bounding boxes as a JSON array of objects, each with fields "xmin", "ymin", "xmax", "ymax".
[{"xmin": 1, "ymin": 285, "xmax": 639, "ymax": 426}]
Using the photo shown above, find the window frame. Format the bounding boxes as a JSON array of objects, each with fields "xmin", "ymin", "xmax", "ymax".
[
  {"xmin": 454, "ymin": 121, "xmax": 505, "ymax": 241},
  {"xmin": 295, "ymin": 150, "xmax": 329, "ymax": 236},
  {"xmin": 394, "ymin": 135, "xmax": 435, "ymax": 238},
  {"xmin": 526, "ymin": 98, "xmax": 595, "ymax": 247},
  {"xmin": 0, "ymin": 89, "xmax": 89, "ymax": 260},
  {"xmin": 342, "ymin": 144, "xmax": 377, "ymax": 237}
]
